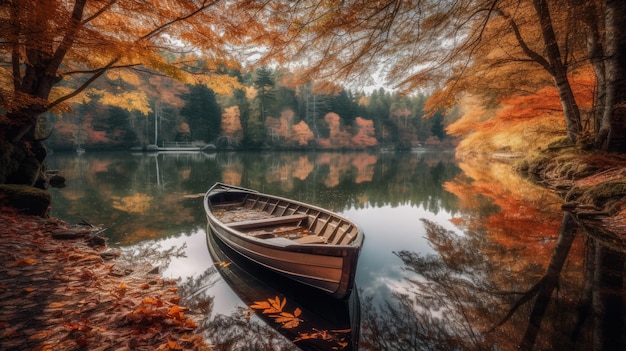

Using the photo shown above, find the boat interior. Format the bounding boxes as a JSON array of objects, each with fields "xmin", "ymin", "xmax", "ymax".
[{"xmin": 210, "ymin": 192, "xmax": 359, "ymax": 245}]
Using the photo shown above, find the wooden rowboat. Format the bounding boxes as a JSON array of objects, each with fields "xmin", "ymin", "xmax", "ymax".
[{"xmin": 204, "ymin": 182, "xmax": 364, "ymax": 299}]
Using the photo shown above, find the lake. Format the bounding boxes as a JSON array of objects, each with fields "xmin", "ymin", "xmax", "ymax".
[{"xmin": 46, "ymin": 150, "xmax": 625, "ymax": 350}]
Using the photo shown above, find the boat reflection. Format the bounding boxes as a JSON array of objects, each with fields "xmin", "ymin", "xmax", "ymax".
[{"xmin": 207, "ymin": 227, "xmax": 361, "ymax": 351}]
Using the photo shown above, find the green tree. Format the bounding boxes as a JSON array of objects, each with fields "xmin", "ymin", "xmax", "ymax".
[
  {"xmin": 253, "ymin": 67, "xmax": 276, "ymax": 122},
  {"xmin": 331, "ymin": 89, "xmax": 358, "ymax": 126},
  {"xmin": 180, "ymin": 85, "xmax": 221, "ymax": 143}
]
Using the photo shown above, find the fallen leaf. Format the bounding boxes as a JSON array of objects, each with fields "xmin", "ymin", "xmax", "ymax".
[
  {"xmin": 29, "ymin": 330, "xmax": 52, "ymax": 340},
  {"xmin": 168, "ymin": 305, "xmax": 184, "ymax": 319},
  {"xmin": 167, "ymin": 339, "xmax": 183, "ymax": 350},
  {"xmin": 13, "ymin": 258, "xmax": 37, "ymax": 266}
]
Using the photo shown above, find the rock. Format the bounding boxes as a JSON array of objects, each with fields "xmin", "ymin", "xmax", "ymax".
[
  {"xmin": 100, "ymin": 249, "xmax": 121, "ymax": 260},
  {"xmin": 48, "ymin": 175, "xmax": 65, "ymax": 188},
  {"xmin": 109, "ymin": 266, "xmax": 133, "ymax": 277},
  {"xmin": 87, "ymin": 235, "xmax": 107, "ymax": 247},
  {"xmin": 0, "ymin": 184, "xmax": 51, "ymax": 217}
]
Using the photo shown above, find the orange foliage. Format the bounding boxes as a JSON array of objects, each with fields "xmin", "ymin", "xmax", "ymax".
[
  {"xmin": 444, "ymin": 157, "xmax": 567, "ymax": 272},
  {"xmin": 318, "ymin": 113, "xmax": 351, "ymax": 149},
  {"xmin": 292, "ymin": 121, "xmax": 314, "ymax": 146},
  {"xmin": 277, "ymin": 109, "xmax": 295, "ymax": 138},
  {"xmin": 351, "ymin": 117, "xmax": 377, "ymax": 148},
  {"xmin": 448, "ymin": 70, "xmax": 595, "ymax": 153},
  {"xmin": 495, "ymin": 71, "xmax": 594, "ymax": 124},
  {"xmin": 146, "ymin": 76, "xmax": 186, "ymax": 108},
  {"xmin": 86, "ymin": 129, "xmax": 109, "ymax": 144},
  {"xmin": 53, "ymin": 120, "xmax": 77, "ymax": 141},
  {"xmin": 352, "ymin": 154, "xmax": 377, "ymax": 183},
  {"xmin": 177, "ymin": 122, "xmax": 190, "ymax": 136},
  {"xmin": 293, "ymin": 156, "xmax": 314, "ymax": 180},
  {"xmin": 222, "ymin": 167, "xmax": 243, "ymax": 186},
  {"xmin": 221, "ymin": 106, "xmax": 243, "ymax": 139}
]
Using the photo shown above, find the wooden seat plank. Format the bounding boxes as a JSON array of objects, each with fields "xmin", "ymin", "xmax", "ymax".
[
  {"xmin": 293, "ymin": 235, "xmax": 327, "ymax": 244},
  {"xmin": 226, "ymin": 214, "xmax": 308, "ymax": 230}
]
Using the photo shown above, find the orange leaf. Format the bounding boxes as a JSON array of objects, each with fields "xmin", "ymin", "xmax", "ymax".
[
  {"xmin": 143, "ymin": 297, "xmax": 160, "ymax": 306},
  {"xmin": 167, "ymin": 339, "xmax": 183, "ymax": 350},
  {"xmin": 250, "ymin": 301, "xmax": 271, "ymax": 310},
  {"xmin": 13, "ymin": 258, "xmax": 37, "ymax": 266},
  {"xmin": 168, "ymin": 305, "xmax": 182, "ymax": 317}
]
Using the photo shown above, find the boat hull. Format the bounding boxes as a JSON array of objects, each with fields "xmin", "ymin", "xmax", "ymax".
[{"xmin": 204, "ymin": 183, "xmax": 363, "ymax": 299}]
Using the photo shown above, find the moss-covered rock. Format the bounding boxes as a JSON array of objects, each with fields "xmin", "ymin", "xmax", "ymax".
[
  {"xmin": 0, "ymin": 184, "xmax": 50, "ymax": 217},
  {"xmin": 0, "ymin": 139, "xmax": 47, "ymax": 188}
]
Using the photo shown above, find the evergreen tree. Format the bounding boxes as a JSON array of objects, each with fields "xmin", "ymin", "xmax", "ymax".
[
  {"xmin": 180, "ymin": 85, "xmax": 221, "ymax": 143},
  {"xmin": 331, "ymin": 89, "xmax": 358, "ymax": 125},
  {"xmin": 253, "ymin": 67, "xmax": 276, "ymax": 121}
]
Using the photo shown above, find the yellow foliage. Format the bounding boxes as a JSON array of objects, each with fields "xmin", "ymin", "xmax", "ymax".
[
  {"xmin": 96, "ymin": 90, "xmax": 152, "ymax": 115},
  {"xmin": 188, "ymin": 73, "xmax": 242, "ymax": 97},
  {"xmin": 111, "ymin": 193, "xmax": 153, "ymax": 213},
  {"xmin": 105, "ymin": 71, "xmax": 142, "ymax": 87}
]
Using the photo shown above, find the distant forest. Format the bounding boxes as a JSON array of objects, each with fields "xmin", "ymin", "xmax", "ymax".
[{"xmin": 44, "ymin": 66, "xmax": 454, "ymax": 151}]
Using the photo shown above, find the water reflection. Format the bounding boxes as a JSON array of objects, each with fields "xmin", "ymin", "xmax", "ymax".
[
  {"xmin": 47, "ymin": 151, "xmax": 460, "ymax": 244},
  {"xmin": 206, "ymin": 228, "xmax": 360, "ymax": 350},
  {"xmin": 45, "ymin": 151, "xmax": 625, "ymax": 350}
]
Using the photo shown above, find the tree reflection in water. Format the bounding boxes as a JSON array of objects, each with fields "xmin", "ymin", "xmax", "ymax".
[
  {"xmin": 202, "ymin": 310, "xmax": 297, "ymax": 351},
  {"xmin": 365, "ymin": 215, "xmax": 625, "ymax": 351},
  {"xmin": 118, "ymin": 240, "xmax": 297, "ymax": 350}
]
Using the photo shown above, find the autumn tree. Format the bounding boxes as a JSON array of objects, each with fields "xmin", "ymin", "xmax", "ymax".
[
  {"xmin": 351, "ymin": 117, "xmax": 377, "ymax": 148},
  {"xmin": 0, "ymin": 0, "xmax": 261, "ymax": 186},
  {"xmin": 221, "ymin": 105, "xmax": 243, "ymax": 146},
  {"xmin": 263, "ymin": 0, "xmax": 626, "ymax": 153}
]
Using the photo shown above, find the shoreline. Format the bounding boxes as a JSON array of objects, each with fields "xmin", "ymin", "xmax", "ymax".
[
  {"xmin": 0, "ymin": 209, "xmax": 210, "ymax": 351},
  {"xmin": 516, "ymin": 148, "xmax": 626, "ymax": 251}
]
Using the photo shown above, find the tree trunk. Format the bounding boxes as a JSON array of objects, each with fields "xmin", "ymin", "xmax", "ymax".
[
  {"xmin": 591, "ymin": 244, "xmax": 625, "ymax": 351},
  {"xmin": 576, "ymin": 0, "xmax": 608, "ymax": 138},
  {"xmin": 533, "ymin": 0, "xmax": 582, "ymax": 143},
  {"xmin": 600, "ymin": 0, "xmax": 626, "ymax": 152},
  {"xmin": 519, "ymin": 212, "xmax": 578, "ymax": 351}
]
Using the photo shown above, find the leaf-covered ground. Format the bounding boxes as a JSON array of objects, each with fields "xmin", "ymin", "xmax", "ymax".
[{"xmin": 0, "ymin": 209, "xmax": 211, "ymax": 351}]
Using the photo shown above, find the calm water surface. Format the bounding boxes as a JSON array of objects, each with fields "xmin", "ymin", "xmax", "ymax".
[{"xmin": 46, "ymin": 150, "xmax": 625, "ymax": 350}]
